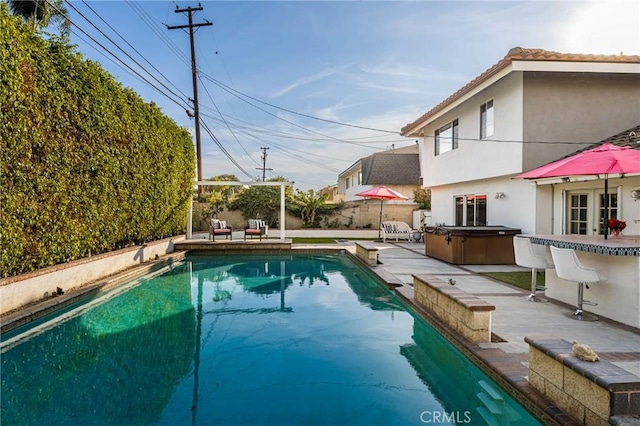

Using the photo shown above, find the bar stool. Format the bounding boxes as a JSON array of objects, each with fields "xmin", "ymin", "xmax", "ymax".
[
  {"xmin": 513, "ymin": 236, "xmax": 553, "ymax": 302},
  {"xmin": 550, "ymin": 246, "xmax": 604, "ymax": 320}
]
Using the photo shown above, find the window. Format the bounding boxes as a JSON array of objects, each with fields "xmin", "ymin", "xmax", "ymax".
[
  {"xmin": 346, "ymin": 177, "xmax": 351, "ymax": 189},
  {"xmin": 455, "ymin": 196, "xmax": 464, "ymax": 226},
  {"xmin": 454, "ymin": 194, "xmax": 487, "ymax": 226},
  {"xmin": 598, "ymin": 192, "xmax": 618, "ymax": 235},
  {"xmin": 480, "ymin": 100, "xmax": 494, "ymax": 139},
  {"xmin": 568, "ymin": 194, "xmax": 588, "ymax": 234},
  {"xmin": 358, "ymin": 171, "xmax": 362, "ymax": 185},
  {"xmin": 435, "ymin": 119, "xmax": 458, "ymax": 156}
]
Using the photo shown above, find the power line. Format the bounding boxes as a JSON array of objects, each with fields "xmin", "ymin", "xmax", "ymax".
[
  {"xmin": 200, "ymin": 74, "xmax": 382, "ymax": 149},
  {"xmin": 204, "ymin": 76, "xmax": 399, "ymax": 134},
  {"xmin": 200, "ymin": 119, "xmax": 254, "ymax": 180},
  {"xmin": 65, "ymin": 0, "xmax": 188, "ymax": 104},
  {"xmin": 80, "ymin": 0, "xmax": 190, "ymax": 100},
  {"xmin": 199, "ymin": 109, "xmax": 406, "ymax": 145},
  {"xmin": 198, "ymin": 75, "xmax": 260, "ymax": 166},
  {"xmin": 127, "ymin": 1, "xmax": 190, "ymax": 66},
  {"xmin": 47, "ymin": 0, "xmax": 189, "ymax": 111}
]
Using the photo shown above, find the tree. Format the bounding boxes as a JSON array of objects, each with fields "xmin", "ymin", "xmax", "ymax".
[
  {"xmin": 289, "ymin": 189, "xmax": 329, "ymax": 227},
  {"xmin": 228, "ymin": 177, "xmax": 294, "ymax": 227},
  {"xmin": 414, "ymin": 187, "xmax": 431, "ymax": 210},
  {"xmin": 9, "ymin": 0, "xmax": 70, "ymax": 36},
  {"xmin": 201, "ymin": 175, "xmax": 240, "ymax": 219}
]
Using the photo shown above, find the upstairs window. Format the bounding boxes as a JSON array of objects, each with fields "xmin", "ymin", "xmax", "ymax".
[
  {"xmin": 480, "ymin": 100, "xmax": 494, "ymax": 139},
  {"xmin": 435, "ymin": 119, "xmax": 458, "ymax": 156}
]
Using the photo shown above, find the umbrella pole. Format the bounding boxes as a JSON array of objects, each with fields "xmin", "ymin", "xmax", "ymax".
[
  {"xmin": 603, "ymin": 176, "xmax": 608, "ymax": 240},
  {"xmin": 378, "ymin": 199, "xmax": 383, "ymax": 240}
]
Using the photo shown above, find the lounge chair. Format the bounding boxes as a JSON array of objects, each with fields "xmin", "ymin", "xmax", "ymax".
[
  {"xmin": 209, "ymin": 219, "xmax": 232, "ymax": 241},
  {"xmin": 381, "ymin": 221, "xmax": 412, "ymax": 242},
  {"xmin": 244, "ymin": 219, "xmax": 268, "ymax": 241}
]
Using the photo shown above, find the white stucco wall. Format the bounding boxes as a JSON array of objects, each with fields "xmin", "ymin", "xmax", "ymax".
[
  {"xmin": 421, "ymin": 73, "xmax": 525, "ymax": 188},
  {"xmin": 429, "ymin": 177, "xmax": 539, "ymax": 233}
]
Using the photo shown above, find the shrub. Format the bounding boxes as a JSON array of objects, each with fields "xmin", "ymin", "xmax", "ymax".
[{"xmin": 0, "ymin": 5, "xmax": 195, "ymax": 277}]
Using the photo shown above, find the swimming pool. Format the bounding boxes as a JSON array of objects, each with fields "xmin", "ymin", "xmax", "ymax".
[{"xmin": 1, "ymin": 253, "xmax": 540, "ymax": 425}]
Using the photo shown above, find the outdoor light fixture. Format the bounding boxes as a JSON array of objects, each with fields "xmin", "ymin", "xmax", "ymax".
[
  {"xmin": 495, "ymin": 192, "xmax": 506, "ymax": 199},
  {"xmin": 631, "ymin": 189, "xmax": 640, "ymax": 201}
]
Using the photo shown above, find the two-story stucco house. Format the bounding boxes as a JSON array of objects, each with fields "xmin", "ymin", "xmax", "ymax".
[
  {"xmin": 401, "ymin": 47, "xmax": 640, "ymax": 234},
  {"xmin": 338, "ymin": 144, "xmax": 420, "ymax": 202},
  {"xmin": 336, "ymin": 144, "xmax": 421, "ymax": 227}
]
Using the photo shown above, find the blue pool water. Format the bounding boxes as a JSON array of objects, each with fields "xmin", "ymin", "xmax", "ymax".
[{"xmin": 1, "ymin": 253, "xmax": 540, "ymax": 425}]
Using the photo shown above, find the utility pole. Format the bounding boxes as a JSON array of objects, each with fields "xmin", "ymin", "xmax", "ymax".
[
  {"xmin": 167, "ymin": 4, "xmax": 212, "ymax": 194},
  {"xmin": 257, "ymin": 147, "xmax": 273, "ymax": 182}
]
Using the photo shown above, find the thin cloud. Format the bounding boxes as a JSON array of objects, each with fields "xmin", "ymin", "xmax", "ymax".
[
  {"xmin": 315, "ymin": 102, "xmax": 361, "ymax": 121},
  {"xmin": 359, "ymin": 63, "xmax": 468, "ymax": 83},
  {"xmin": 271, "ymin": 63, "xmax": 354, "ymax": 98},
  {"xmin": 358, "ymin": 82, "xmax": 425, "ymax": 95}
]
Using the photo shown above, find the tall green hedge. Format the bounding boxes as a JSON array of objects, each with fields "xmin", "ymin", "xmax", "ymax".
[{"xmin": 0, "ymin": 4, "xmax": 196, "ymax": 278}]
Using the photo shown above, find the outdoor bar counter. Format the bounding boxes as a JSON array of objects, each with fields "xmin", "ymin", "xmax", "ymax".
[
  {"xmin": 523, "ymin": 234, "xmax": 640, "ymax": 328},
  {"xmin": 424, "ymin": 226, "xmax": 521, "ymax": 265}
]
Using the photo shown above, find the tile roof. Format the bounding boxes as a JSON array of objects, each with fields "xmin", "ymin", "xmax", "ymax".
[
  {"xmin": 573, "ymin": 124, "xmax": 640, "ymax": 155},
  {"xmin": 361, "ymin": 153, "xmax": 420, "ymax": 185},
  {"xmin": 401, "ymin": 47, "xmax": 640, "ymax": 136}
]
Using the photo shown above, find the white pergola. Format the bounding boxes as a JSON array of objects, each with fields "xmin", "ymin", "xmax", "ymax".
[{"xmin": 187, "ymin": 181, "xmax": 290, "ymax": 241}]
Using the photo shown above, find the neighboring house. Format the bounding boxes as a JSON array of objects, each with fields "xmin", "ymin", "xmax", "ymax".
[
  {"xmin": 317, "ymin": 184, "xmax": 342, "ymax": 204},
  {"xmin": 336, "ymin": 144, "xmax": 421, "ymax": 227},
  {"xmin": 401, "ymin": 47, "xmax": 640, "ymax": 234},
  {"xmin": 338, "ymin": 143, "xmax": 420, "ymax": 202}
]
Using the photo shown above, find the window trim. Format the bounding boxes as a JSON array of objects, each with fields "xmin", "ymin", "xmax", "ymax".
[
  {"xmin": 480, "ymin": 100, "xmax": 494, "ymax": 140},
  {"xmin": 435, "ymin": 119, "xmax": 459, "ymax": 156}
]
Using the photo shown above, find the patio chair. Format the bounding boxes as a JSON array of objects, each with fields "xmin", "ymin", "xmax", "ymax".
[
  {"xmin": 513, "ymin": 236, "xmax": 553, "ymax": 302},
  {"xmin": 209, "ymin": 219, "xmax": 232, "ymax": 241},
  {"xmin": 244, "ymin": 219, "xmax": 268, "ymax": 241},
  {"xmin": 550, "ymin": 246, "xmax": 604, "ymax": 320}
]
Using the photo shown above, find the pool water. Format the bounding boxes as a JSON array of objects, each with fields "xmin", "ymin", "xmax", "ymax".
[{"xmin": 1, "ymin": 253, "xmax": 540, "ymax": 425}]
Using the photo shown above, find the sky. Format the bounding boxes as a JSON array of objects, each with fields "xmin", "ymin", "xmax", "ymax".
[{"xmin": 59, "ymin": 0, "xmax": 640, "ymax": 191}]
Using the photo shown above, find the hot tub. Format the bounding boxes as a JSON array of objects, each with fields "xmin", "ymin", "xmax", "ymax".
[{"xmin": 424, "ymin": 226, "xmax": 521, "ymax": 265}]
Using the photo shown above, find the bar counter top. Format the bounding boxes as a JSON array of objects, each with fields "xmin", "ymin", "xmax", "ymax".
[{"xmin": 524, "ymin": 234, "xmax": 640, "ymax": 256}]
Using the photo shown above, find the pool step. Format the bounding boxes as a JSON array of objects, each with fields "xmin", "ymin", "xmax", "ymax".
[
  {"xmin": 476, "ymin": 380, "xmax": 522, "ymax": 425},
  {"xmin": 478, "ymin": 380, "xmax": 504, "ymax": 402},
  {"xmin": 476, "ymin": 407, "xmax": 500, "ymax": 426}
]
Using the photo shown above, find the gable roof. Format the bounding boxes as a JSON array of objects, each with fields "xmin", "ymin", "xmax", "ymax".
[
  {"xmin": 361, "ymin": 153, "xmax": 420, "ymax": 185},
  {"xmin": 401, "ymin": 47, "xmax": 640, "ymax": 136}
]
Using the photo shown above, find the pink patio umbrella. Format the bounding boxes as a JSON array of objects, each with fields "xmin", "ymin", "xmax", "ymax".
[
  {"xmin": 515, "ymin": 143, "xmax": 640, "ymax": 239},
  {"xmin": 355, "ymin": 186, "xmax": 409, "ymax": 239}
]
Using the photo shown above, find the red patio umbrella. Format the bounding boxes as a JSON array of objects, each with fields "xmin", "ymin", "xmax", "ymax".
[
  {"xmin": 355, "ymin": 186, "xmax": 409, "ymax": 239},
  {"xmin": 515, "ymin": 143, "xmax": 640, "ymax": 239}
]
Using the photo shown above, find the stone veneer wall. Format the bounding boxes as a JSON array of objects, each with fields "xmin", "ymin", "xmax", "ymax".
[
  {"xmin": 413, "ymin": 274, "xmax": 495, "ymax": 343},
  {"xmin": 354, "ymin": 242, "xmax": 378, "ymax": 266},
  {"xmin": 526, "ymin": 337, "xmax": 640, "ymax": 426}
]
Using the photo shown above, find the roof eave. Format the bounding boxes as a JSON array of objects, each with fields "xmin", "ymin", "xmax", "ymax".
[
  {"xmin": 401, "ymin": 61, "xmax": 513, "ymax": 136},
  {"xmin": 401, "ymin": 59, "xmax": 640, "ymax": 137}
]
